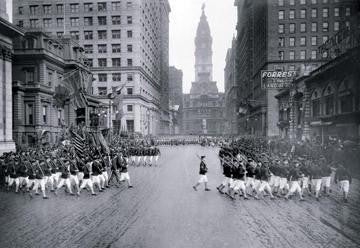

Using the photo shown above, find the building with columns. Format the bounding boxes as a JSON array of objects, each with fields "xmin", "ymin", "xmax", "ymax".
[
  {"xmin": 182, "ymin": 5, "xmax": 225, "ymax": 136},
  {"xmin": 0, "ymin": 17, "xmax": 24, "ymax": 154},
  {"xmin": 13, "ymin": 0, "xmax": 171, "ymax": 136}
]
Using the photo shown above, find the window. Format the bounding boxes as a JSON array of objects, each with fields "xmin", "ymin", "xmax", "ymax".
[
  {"xmin": 25, "ymin": 69, "xmax": 35, "ymax": 84},
  {"xmin": 278, "ymin": 0, "xmax": 284, "ymax": 6},
  {"xmin": 112, "ymin": 16, "xmax": 121, "ymax": 25},
  {"xmin": 289, "ymin": 10, "xmax": 295, "ymax": 19},
  {"xmin": 30, "ymin": 5, "xmax": 38, "ymax": 15},
  {"xmin": 112, "ymin": 44, "xmax": 121, "ymax": 53},
  {"xmin": 278, "ymin": 51, "xmax": 284, "ymax": 60},
  {"xmin": 98, "ymin": 44, "xmax": 107, "ymax": 53},
  {"xmin": 311, "ymin": 0, "xmax": 317, "ymax": 4},
  {"xmin": 112, "ymin": 73, "xmax": 121, "ymax": 82},
  {"xmin": 278, "ymin": 24, "xmax": 285, "ymax": 34},
  {"xmin": 311, "ymin": 8, "xmax": 317, "ymax": 18},
  {"xmin": 112, "ymin": 1, "xmax": 121, "ymax": 10},
  {"xmin": 345, "ymin": 8, "xmax": 350, "ymax": 16},
  {"xmin": 98, "ymin": 87, "xmax": 107, "ymax": 96},
  {"xmin": 289, "ymin": 65, "xmax": 296, "ymax": 71},
  {"xmin": 312, "ymin": 99, "xmax": 320, "ymax": 117},
  {"xmin": 112, "ymin": 58, "xmax": 121, "ymax": 67},
  {"xmin": 43, "ymin": 18, "xmax": 52, "ymax": 28},
  {"xmin": 57, "ymin": 32, "xmax": 64, "ymax": 38},
  {"xmin": 300, "ymin": 37, "xmax": 306, "ymax": 46},
  {"xmin": 311, "ymin": 36, "xmax": 317, "ymax": 45},
  {"xmin": 278, "ymin": 37, "xmax": 285, "ymax": 47},
  {"xmin": 70, "ymin": 31, "xmax": 79, "ymax": 40},
  {"xmin": 85, "ymin": 59, "xmax": 93, "ymax": 67},
  {"xmin": 289, "ymin": 0, "xmax": 295, "ymax": 5},
  {"xmin": 300, "ymin": 0, "xmax": 306, "ymax": 4},
  {"xmin": 127, "ymin": 105, "xmax": 133, "ymax": 112},
  {"xmin": 127, "ymin": 16, "xmax": 133, "ymax": 24},
  {"xmin": 18, "ymin": 7, "xmax": 24, "ymax": 15},
  {"xmin": 289, "ymin": 37, "xmax": 295, "ymax": 46},
  {"xmin": 289, "ymin": 51, "xmax": 295, "ymax": 60},
  {"xmin": 84, "ymin": 17, "xmax": 93, "ymax": 26},
  {"xmin": 127, "ymin": 74, "xmax": 133, "ymax": 81},
  {"xmin": 334, "ymin": 7, "xmax": 339, "ymax": 17},
  {"xmin": 300, "ymin": 23, "xmax": 306, "ymax": 32},
  {"xmin": 30, "ymin": 19, "xmax": 39, "ymax": 28},
  {"xmin": 323, "ymin": 22, "xmax": 329, "ymax": 32},
  {"xmin": 127, "ymin": 59, "xmax": 133, "ymax": 66},
  {"xmin": 98, "ymin": 59, "xmax": 107, "ymax": 67},
  {"xmin": 98, "ymin": 2, "xmax": 107, "ymax": 11},
  {"xmin": 26, "ymin": 104, "xmax": 34, "ymax": 125},
  {"xmin": 322, "ymin": 8, "xmax": 328, "ymax": 18},
  {"xmin": 84, "ymin": 3, "xmax": 93, "ymax": 12},
  {"xmin": 57, "ymin": 18, "xmax": 63, "ymax": 27},
  {"xmin": 98, "ymin": 30, "xmax": 107, "ymax": 39},
  {"xmin": 56, "ymin": 4, "xmax": 63, "ymax": 14},
  {"xmin": 70, "ymin": 4, "xmax": 79, "ymax": 13},
  {"xmin": 43, "ymin": 5, "xmax": 51, "ymax": 14},
  {"xmin": 98, "ymin": 74, "xmax": 107, "ymax": 82},
  {"xmin": 84, "ymin": 45, "xmax": 93, "ymax": 54},
  {"xmin": 126, "ymin": 120, "xmax": 134, "ymax": 132},
  {"xmin": 127, "ymin": 88, "xmax": 133, "ymax": 95},
  {"xmin": 311, "ymin": 22, "xmax": 317, "ymax": 32},
  {"xmin": 334, "ymin": 22, "xmax": 339, "ymax": 31},
  {"xmin": 84, "ymin": 31, "xmax": 93, "ymax": 40},
  {"xmin": 112, "ymin": 30, "xmax": 121, "ymax": 39},
  {"xmin": 127, "ymin": 44, "xmax": 133, "ymax": 52},
  {"xmin": 322, "ymin": 51, "xmax": 328, "ymax": 58},
  {"xmin": 300, "ymin": 50, "xmax": 306, "ymax": 60},
  {"xmin": 98, "ymin": 16, "xmax": 107, "ymax": 25},
  {"xmin": 127, "ymin": 30, "xmax": 133, "ymax": 38},
  {"xmin": 18, "ymin": 21, "xmax": 23, "ymax": 27},
  {"xmin": 325, "ymin": 94, "xmax": 334, "ymax": 116},
  {"xmin": 278, "ymin": 10, "xmax": 284, "ymax": 20},
  {"xmin": 345, "ymin": 21, "xmax": 350, "ymax": 29},
  {"xmin": 289, "ymin": 23, "xmax": 295, "ymax": 33},
  {"xmin": 70, "ymin": 17, "xmax": 79, "ymax": 27},
  {"xmin": 300, "ymin": 9, "xmax": 306, "ymax": 18},
  {"xmin": 42, "ymin": 106, "xmax": 48, "ymax": 124},
  {"xmin": 57, "ymin": 109, "xmax": 63, "ymax": 126},
  {"xmin": 126, "ymin": 1, "xmax": 133, "ymax": 8},
  {"xmin": 311, "ymin": 50, "xmax": 317, "ymax": 59},
  {"xmin": 322, "ymin": 0, "xmax": 328, "ymax": 3}
]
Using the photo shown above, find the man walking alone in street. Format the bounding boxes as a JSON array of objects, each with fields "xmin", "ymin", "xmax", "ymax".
[{"xmin": 193, "ymin": 156, "xmax": 210, "ymax": 191}]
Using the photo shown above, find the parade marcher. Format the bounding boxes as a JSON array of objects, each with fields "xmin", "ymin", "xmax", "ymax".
[
  {"xmin": 228, "ymin": 158, "xmax": 248, "ymax": 200},
  {"xmin": 119, "ymin": 154, "xmax": 133, "ymax": 188},
  {"xmin": 310, "ymin": 162, "xmax": 323, "ymax": 201},
  {"xmin": 255, "ymin": 163, "xmax": 275, "ymax": 200},
  {"xmin": 91, "ymin": 156, "xmax": 104, "ymax": 192},
  {"xmin": 79, "ymin": 157, "xmax": 96, "ymax": 196},
  {"xmin": 33, "ymin": 160, "xmax": 49, "ymax": 199},
  {"xmin": 55, "ymin": 159, "xmax": 74, "ymax": 195},
  {"xmin": 193, "ymin": 156, "xmax": 210, "ymax": 191},
  {"xmin": 321, "ymin": 161, "xmax": 332, "ymax": 196},
  {"xmin": 7, "ymin": 156, "xmax": 19, "ymax": 193},
  {"xmin": 284, "ymin": 161, "xmax": 304, "ymax": 201},
  {"xmin": 109, "ymin": 152, "xmax": 122, "ymax": 187},
  {"xmin": 69, "ymin": 158, "xmax": 80, "ymax": 196},
  {"xmin": 335, "ymin": 164, "xmax": 352, "ymax": 203},
  {"xmin": 216, "ymin": 156, "xmax": 232, "ymax": 194}
]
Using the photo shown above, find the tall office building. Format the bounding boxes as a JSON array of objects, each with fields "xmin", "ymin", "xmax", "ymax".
[
  {"xmin": 182, "ymin": 5, "xmax": 225, "ymax": 136},
  {"xmin": 235, "ymin": 0, "xmax": 359, "ymax": 136},
  {"xmin": 13, "ymin": 0, "xmax": 170, "ymax": 135}
]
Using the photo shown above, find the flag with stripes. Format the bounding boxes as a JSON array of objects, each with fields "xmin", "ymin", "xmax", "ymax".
[{"xmin": 70, "ymin": 129, "xmax": 86, "ymax": 157}]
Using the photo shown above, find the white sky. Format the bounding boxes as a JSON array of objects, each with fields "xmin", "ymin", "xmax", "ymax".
[
  {"xmin": 6, "ymin": 0, "xmax": 237, "ymax": 93},
  {"xmin": 169, "ymin": 0, "xmax": 237, "ymax": 93}
]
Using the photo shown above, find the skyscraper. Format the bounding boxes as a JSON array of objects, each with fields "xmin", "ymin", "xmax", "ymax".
[
  {"xmin": 13, "ymin": 0, "xmax": 170, "ymax": 135},
  {"xmin": 182, "ymin": 5, "xmax": 225, "ymax": 135}
]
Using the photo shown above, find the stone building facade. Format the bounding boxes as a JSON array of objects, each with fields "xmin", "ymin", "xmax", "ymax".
[
  {"xmin": 0, "ymin": 17, "xmax": 24, "ymax": 154},
  {"xmin": 168, "ymin": 66, "xmax": 183, "ymax": 133},
  {"xmin": 12, "ymin": 32, "xmax": 103, "ymax": 147},
  {"xmin": 13, "ymin": 0, "xmax": 171, "ymax": 136},
  {"xmin": 182, "ymin": 6, "xmax": 225, "ymax": 136}
]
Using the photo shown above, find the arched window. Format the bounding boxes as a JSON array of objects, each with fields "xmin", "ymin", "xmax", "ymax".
[
  {"xmin": 311, "ymin": 88, "xmax": 321, "ymax": 117},
  {"xmin": 323, "ymin": 83, "xmax": 335, "ymax": 115},
  {"xmin": 338, "ymin": 78, "xmax": 354, "ymax": 113}
]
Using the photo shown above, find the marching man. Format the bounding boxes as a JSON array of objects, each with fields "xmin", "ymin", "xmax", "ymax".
[
  {"xmin": 335, "ymin": 164, "xmax": 352, "ymax": 203},
  {"xmin": 193, "ymin": 156, "xmax": 210, "ymax": 191}
]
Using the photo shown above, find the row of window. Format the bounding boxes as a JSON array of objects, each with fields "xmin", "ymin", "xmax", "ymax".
[
  {"xmin": 278, "ymin": 21, "xmax": 347, "ymax": 34},
  {"xmin": 98, "ymin": 86, "xmax": 133, "ymax": 96},
  {"xmin": 25, "ymin": 104, "xmax": 58, "ymax": 125},
  {"xmin": 278, "ymin": 50, "xmax": 319, "ymax": 60},
  {"xmin": 84, "ymin": 44, "xmax": 133, "ymax": 54},
  {"xmin": 54, "ymin": 29, "xmax": 132, "ymax": 41},
  {"xmin": 278, "ymin": 7, "xmax": 351, "ymax": 20},
  {"xmin": 85, "ymin": 58, "xmax": 133, "ymax": 67},
  {"xmin": 278, "ymin": 0, "xmax": 341, "ymax": 6},
  {"xmin": 278, "ymin": 35, "xmax": 329, "ymax": 47},
  {"xmin": 21, "ymin": 1, "xmax": 133, "ymax": 15}
]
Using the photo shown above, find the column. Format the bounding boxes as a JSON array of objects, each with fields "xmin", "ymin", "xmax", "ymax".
[
  {"xmin": 302, "ymin": 87, "xmax": 311, "ymax": 140},
  {"xmin": 4, "ymin": 52, "xmax": 13, "ymax": 141},
  {"xmin": 0, "ymin": 55, "xmax": 3, "ymax": 141}
]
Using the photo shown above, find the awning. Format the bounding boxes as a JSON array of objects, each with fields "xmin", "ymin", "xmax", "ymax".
[{"xmin": 310, "ymin": 121, "xmax": 333, "ymax": 127}]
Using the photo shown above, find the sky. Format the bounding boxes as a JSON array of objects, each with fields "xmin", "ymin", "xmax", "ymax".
[
  {"xmin": 5, "ymin": 0, "xmax": 237, "ymax": 93},
  {"xmin": 169, "ymin": 0, "xmax": 237, "ymax": 93}
]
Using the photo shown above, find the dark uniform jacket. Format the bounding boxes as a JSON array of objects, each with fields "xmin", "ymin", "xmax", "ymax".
[{"xmin": 199, "ymin": 161, "xmax": 208, "ymax": 175}]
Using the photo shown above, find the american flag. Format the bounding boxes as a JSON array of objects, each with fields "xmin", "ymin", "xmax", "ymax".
[{"xmin": 70, "ymin": 129, "xmax": 86, "ymax": 158}]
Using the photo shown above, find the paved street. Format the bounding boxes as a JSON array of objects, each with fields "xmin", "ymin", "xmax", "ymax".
[{"xmin": 0, "ymin": 146, "xmax": 360, "ymax": 248}]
